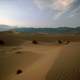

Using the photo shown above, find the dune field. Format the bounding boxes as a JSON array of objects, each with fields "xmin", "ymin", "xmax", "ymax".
[{"xmin": 0, "ymin": 32, "xmax": 80, "ymax": 80}]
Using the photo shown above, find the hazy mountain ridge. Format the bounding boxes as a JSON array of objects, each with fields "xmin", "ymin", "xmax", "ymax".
[
  {"xmin": 0, "ymin": 25, "xmax": 13, "ymax": 31},
  {"xmin": 15, "ymin": 27, "xmax": 80, "ymax": 34},
  {"xmin": 0, "ymin": 25, "xmax": 80, "ymax": 33}
]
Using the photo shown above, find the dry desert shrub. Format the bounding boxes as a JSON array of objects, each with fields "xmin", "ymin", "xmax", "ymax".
[
  {"xmin": 58, "ymin": 40, "xmax": 63, "ymax": 44},
  {"xmin": 32, "ymin": 40, "xmax": 38, "ymax": 44},
  {"xmin": 16, "ymin": 69, "xmax": 23, "ymax": 75},
  {"xmin": 57, "ymin": 40, "xmax": 70, "ymax": 45},
  {"xmin": 0, "ymin": 40, "xmax": 5, "ymax": 45},
  {"xmin": 16, "ymin": 51, "xmax": 22, "ymax": 54},
  {"xmin": 65, "ymin": 41, "xmax": 70, "ymax": 45}
]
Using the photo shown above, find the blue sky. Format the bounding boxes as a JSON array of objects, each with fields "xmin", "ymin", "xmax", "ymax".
[{"xmin": 0, "ymin": 0, "xmax": 80, "ymax": 27}]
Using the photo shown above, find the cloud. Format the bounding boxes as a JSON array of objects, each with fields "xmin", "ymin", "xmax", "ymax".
[
  {"xmin": 34, "ymin": 0, "xmax": 74, "ymax": 11},
  {"xmin": 51, "ymin": 0, "xmax": 74, "ymax": 11},
  {"xmin": 69, "ymin": 6, "xmax": 80, "ymax": 17},
  {"xmin": 34, "ymin": 0, "xmax": 53, "ymax": 10},
  {"xmin": 34, "ymin": 0, "xmax": 80, "ymax": 20}
]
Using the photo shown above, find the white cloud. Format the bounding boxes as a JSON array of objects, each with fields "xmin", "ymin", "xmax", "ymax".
[
  {"xmin": 52, "ymin": 0, "xmax": 74, "ymax": 11},
  {"xmin": 34, "ymin": 0, "xmax": 75, "ymax": 19},
  {"xmin": 34, "ymin": 0, "xmax": 54, "ymax": 10},
  {"xmin": 34, "ymin": 0, "xmax": 74, "ymax": 10}
]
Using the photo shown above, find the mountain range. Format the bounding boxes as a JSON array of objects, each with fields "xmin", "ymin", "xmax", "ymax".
[
  {"xmin": 15, "ymin": 27, "xmax": 80, "ymax": 34},
  {"xmin": 0, "ymin": 25, "xmax": 80, "ymax": 34}
]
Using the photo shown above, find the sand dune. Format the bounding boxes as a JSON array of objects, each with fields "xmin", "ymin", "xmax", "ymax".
[
  {"xmin": 46, "ymin": 42, "xmax": 80, "ymax": 80},
  {"xmin": 0, "ymin": 33, "xmax": 80, "ymax": 80},
  {"xmin": 7, "ymin": 45, "xmax": 63, "ymax": 80},
  {"xmin": 0, "ymin": 40, "xmax": 63, "ymax": 80}
]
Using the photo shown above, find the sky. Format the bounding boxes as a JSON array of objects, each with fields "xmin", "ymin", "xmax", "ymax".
[{"xmin": 0, "ymin": 0, "xmax": 80, "ymax": 28}]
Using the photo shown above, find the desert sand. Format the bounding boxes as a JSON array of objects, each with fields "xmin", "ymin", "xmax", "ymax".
[{"xmin": 0, "ymin": 32, "xmax": 80, "ymax": 80}]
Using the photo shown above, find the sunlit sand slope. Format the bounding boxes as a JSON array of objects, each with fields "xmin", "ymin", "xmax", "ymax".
[
  {"xmin": 0, "ymin": 41, "xmax": 63, "ymax": 80},
  {"xmin": 0, "ymin": 32, "xmax": 80, "ymax": 80},
  {"xmin": 46, "ymin": 42, "xmax": 80, "ymax": 80}
]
